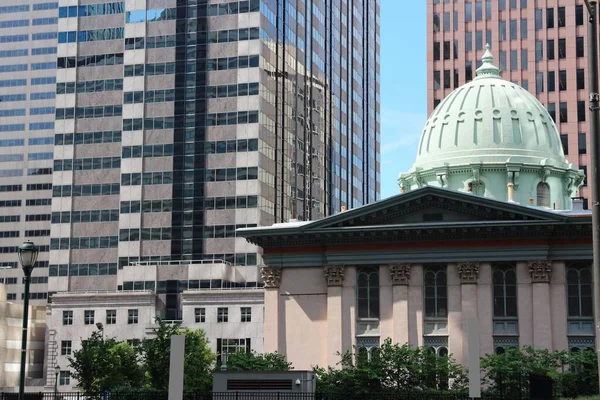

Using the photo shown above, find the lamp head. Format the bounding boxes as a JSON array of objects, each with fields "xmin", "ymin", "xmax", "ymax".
[
  {"xmin": 96, "ymin": 322, "xmax": 104, "ymax": 331},
  {"xmin": 17, "ymin": 241, "xmax": 38, "ymax": 276},
  {"xmin": 55, "ymin": 365, "xmax": 60, "ymax": 374}
]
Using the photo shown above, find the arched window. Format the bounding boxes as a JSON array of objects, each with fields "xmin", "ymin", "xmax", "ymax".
[
  {"xmin": 567, "ymin": 263, "xmax": 593, "ymax": 318},
  {"xmin": 536, "ymin": 182, "xmax": 550, "ymax": 207},
  {"xmin": 357, "ymin": 267, "xmax": 379, "ymax": 319},
  {"xmin": 469, "ymin": 180, "xmax": 485, "ymax": 196},
  {"xmin": 493, "ymin": 265, "xmax": 517, "ymax": 318},
  {"xmin": 424, "ymin": 266, "xmax": 447, "ymax": 318},
  {"xmin": 495, "ymin": 347, "xmax": 506, "ymax": 355}
]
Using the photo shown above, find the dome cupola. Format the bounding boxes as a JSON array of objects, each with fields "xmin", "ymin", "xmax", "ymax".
[{"xmin": 399, "ymin": 45, "xmax": 584, "ymax": 210}]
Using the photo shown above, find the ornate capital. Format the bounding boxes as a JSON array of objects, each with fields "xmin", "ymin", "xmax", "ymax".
[
  {"xmin": 457, "ymin": 262, "xmax": 479, "ymax": 284},
  {"xmin": 389, "ymin": 264, "xmax": 411, "ymax": 285},
  {"xmin": 528, "ymin": 260, "xmax": 552, "ymax": 283},
  {"xmin": 260, "ymin": 266, "xmax": 282, "ymax": 288},
  {"xmin": 324, "ymin": 265, "xmax": 345, "ymax": 286}
]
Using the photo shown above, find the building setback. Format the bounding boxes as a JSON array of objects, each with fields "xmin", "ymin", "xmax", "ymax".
[{"xmin": 428, "ymin": 0, "xmax": 591, "ymax": 203}]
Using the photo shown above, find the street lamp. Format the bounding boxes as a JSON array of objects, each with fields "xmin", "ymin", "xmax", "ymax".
[
  {"xmin": 16, "ymin": 241, "xmax": 38, "ymax": 400},
  {"xmin": 96, "ymin": 322, "xmax": 104, "ymax": 340},
  {"xmin": 583, "ymin": 0, "xmax": 600, "ymax": 392},
  {"xmin": 54, "ymin": 365, "xmax": 61, "ymax": 399}
]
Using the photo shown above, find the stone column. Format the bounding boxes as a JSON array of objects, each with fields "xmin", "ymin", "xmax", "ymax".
[
  {"xmin": 261, "ymin": 266, "xmax": 282, "ymax": 354},
  {"xmin": 325, "ymin": 265, "xmax": 345, "ymax": 367},
  {"xmin": 458, "ymin": 262, "xmax": 479, "ymax": 366},
  {"xmin": 389, "ymin": 264, "xmax": 411, "ymax": 344},
  {"xmin": 529, "ymin": 261, "xmax": 553, "ymax": 349}
]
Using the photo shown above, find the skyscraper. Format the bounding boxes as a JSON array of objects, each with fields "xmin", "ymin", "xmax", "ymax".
[
  {"xmin": 428, "ymin": 0, "xmax": 590, "ymax": 204},
  {"xmin": 45, "ymin": 0, "xmax": 380, "ymax": 296},
  {"xmin": 0, "ymin": 1, "xmax": 58, "ymax": 304}
]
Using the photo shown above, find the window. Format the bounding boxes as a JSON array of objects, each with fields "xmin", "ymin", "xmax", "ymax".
[
  {"xmin": 510, "ymin": 50, "xmax": 518, "ymax": 71},
  {"xmin": 62, "ymin": 310, "xmax": 73, "ymax": 325},
  {"xmin": 424, "ymin": 266, "xmax": 447, "ymax": 318},
  {"xmin": 535, "ymin": 41, "xmax": 543, "ymax": 61},
  {"xmin": 577, "ymin": 37, "xmax": 585, "ymax": 58},
  {"xmin": 535, "ymin": 9, "xmax": 543, "ymax": 30},
  {"xmin": 567, "ymin": 263, "xmax": 593, "ymax": 318},
  {"xmin": 558, "ymin": 39, "xmax": 566, "ymax": 59},
  {"xmin": 521, "ymin": 49, "xmax": 528, "ymax": 70},
  {"xmin": 499, "ymin": 51, "xmax": 507, "ymax": 72},
  {"xmin": 579, "ymin": 133, "xmax": 587, "ymax": 155},
  {"xmin": 578, "ymin": 69, "xmax": 586, "ymax": 90},
  {"xmin": 241, "ymin": 307, "xmax": 252, "ymax": 322},
  {"xmin": 560, "ymin": 102, "xmax": 568, "ymax": 123},
  {"xmin": 559, "ymin": 70, "xmax": 567, "ymax": 91},
  {"xmin": 475, "ymin": 1, "xmax": 482, "ymax": 21},
  {"xmin": 444, "ymin": 70, "xmax": 451, "ymax": 89},
  {"xmin": 434, "ymin": 71, "xmax": 440, "ymax": 90},
  {"xmin": 443, "ymin": 12, "xmax": 450, "ymax": 31},
  {"xmin": 59, "ymin": 371, "xmax": 70, "ymax": 386},
  {"xmin": 546, "ymin": 8, "xmax": 554, "ymax": 29},
  {"xmin": 454, "ymin": 69, "xmax": 459, "ymax": 88},
  {"xmin": 443, "ymin": 41, "xmax": 450, "ymax": 60},
  {"xmin": 476, "ymin": 31, "xmax": 483, "ymax": 50},
  {"xmin": 217, "ymin": 338, "xmax": 250, "ymax": 363},
  {"xmin": 357, "ymin": 267, "xmax": 380, "ymax": 319},
  {"xmin": 558, "ymin": 7, "xmax": 565, "ymax": 27},
  {"xmin": 217, "ymin": 307, "xmax": 228, "ymax": 323},
  {"xmin": 548, "ymin": 102, "xmax": 556, "ymax": 122},
  {"xmin": 433, "ymin": 42, "xmax": 440, "ymax": 61},
  {"xmin": 521, "ymin": 19, "xmax": 528, "ymax": 39},
  {"xmin": 61, "ymin": 340, "xmax": 72, "ymax": 355},
  {"xmin": 582, "ymin": 166, "xmax": 588, "ymax": 187},
  {"xmin": 510, "ymin": 20, "xmax": 518, "ymax": 40},
  {"xmin": 465, "ymin": 2, "xmax": 472, "ymax": 22},
  {"xmin": 433, "ymin": 13, "xmax": 440, "ymax": 32},
  {"xmin": 453, "ymin": 40, "xmax": 459, "ymax": 59},
  {"xmin": 576, "ymin": 5, "xmax": 584, "ymax": 26},
  {"xmin": 106, "ymin": 309, "xmax": 116, "ymax": 324},
  {"xmin": 465, "ymin": 32, "xmax": 472, "ymax": 52},
  {"xmin": 84, "ymin": 310, "xmax": 94, "ymax": 325},
  {"xmin": 466, "ymin": 61, "xmax": 473, "ymax": 82},
  {"xmin": 128, "ymin": 309, "xmax": 138, "ymax": 324},
  {"xmin": 547, "ymin": 39, "xmax": 555, "ymax": 60},
  {"xmin": 195, "ymin": 308, "xmax": 205, "ymax": 323},
  {"xmin": 499, "ymin": 20, "xmax": 506, "ymax": 41},
  {"xmin": 536, "ymin": 182, "xmax": 550, "ymax": 207},
  {"xmin": 493, "ymin": 265, "xmax": 517, "ymax": 318},
  {"xmin": 578, "ymin": 101, "xmax": 587, "ymax": 123},
  {"xmin": 560, "ymin": 134, "xmax": 569, "ymax": 154}
]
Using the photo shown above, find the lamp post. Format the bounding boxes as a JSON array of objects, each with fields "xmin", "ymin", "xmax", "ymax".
[
  {"xmin": 16, "ymin": 241, "xmax": 38, "ymax": 400},
  {"xmin": 53, "ymin": 365, "xmax": 60, "ymax": 400},
  {"xmin": 583, "ymin": 0, "xmax": 600, "ymax": 392}
]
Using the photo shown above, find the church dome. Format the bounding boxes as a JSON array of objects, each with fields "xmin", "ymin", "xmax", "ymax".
[
  {"xmin": 400, "ymin": 45, "xmax": 584, "ymax": 210},
  {"xmin": 414, "ymin": 45, "xmax": 567, "ymax": 171}
]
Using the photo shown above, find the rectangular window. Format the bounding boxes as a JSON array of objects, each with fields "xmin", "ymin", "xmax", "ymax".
[
  {"xmin": 59, "ymin": 371, "xmax": 70, "ymax": 386},
  {"xmin": 217, "ymin": 307, "xmax": 228, "ymax": 323},
  {"xmin": 241, "ymin": 307, "xmax": 251, "ymax": 322},
  {"xmin": 577, "ymin": 37, "xmax": 585, "ymax": 58},
  {"xmin": 576, "ymin": 5, "xmax": 584, "ymax": 26},
  {"xmin": 443, "ymin": 12, "xmax": 450, "ymax": 31},
  {"xmin": 195, "ymin": 307, "xmax": 205, "ymax": 323},
  {"xmin": 536, "ymin": 41, "xmax": 543, "ymax": 61},
  {"xmin": 454, "ymin": 40, "xmax": 459, "ymax": 59},
  {"xmin": 476, "ymin": 31, "xmax": 483, "ymax": 50},
  {"xmin": 454, "ymin": 68, "xmax": 460, "ymax": 88},
  {"xmin": 548, "ymin": 103, "xmax": 556, "ymax": 122},
  {"xmin": 499, "ymin": 51, "xmax": 507, "ymax": 71},
  {"xmin": 578, "ymin": 101, "xmax": 587, "ymax": 123},
  {"xmin": 444, "ymin": 69, "xmax": 451, "ymax": 89},
  {"xmin": 61, "ymin": 340, "xmax": 72, "ymax": 355},
  {"xmin": 433, "ymin": 42, "xmax": 440, "ymax": 61},
  {"xmin": 466, "ymin": 61, "xmax": 473, "ymax": 82},
  {"xmin": 535, "ymin": 9, "xmax": 543, "ymax": 30},
  {"xmin": 577, "ymin": 69, "xmax": 586, "ymax": 90},
  {"xmin": 62, "ymin": 310, "xmax": 73, "ymax": 325},
  {"xmin": 510, "ymin": 50, "xmax": 518, "ymax": 71},
  {"xmin": 499, "ymin": 20, "xmax": 506, "ymax": 41},
  {"xmin": 128, "ymin": 309, "xmax": 138, "ymax": 324},
  {"xmin": 465, "ymin": 2, "xmax": 472, "ymax": 22},
  {"xmin": 443, "ymin": 41, "xmax": 450, "ymax": 60},
  {"xmin": 582, "ymin": 166, "xmax": 588, "ymax": 187},
  {"xmin": 547, "ymin": 8, "xmax": 554, "ymax": 29},
  {"xmin": 560, "ymin": 134, "xmax": 569, "ymax": 154},
  {"xmin": 84, "ymin": 310, "xmax": 94, "ymax": 325},
  {"xmin": 521, "ymin": 19, "xmax": 528, "ymax": 39},
  {"xmin": 579, "ymin": 132, "xmax": 587, "ymax": 154},
  {"xmin": 106, "ymin": 309, "xmax": 116, "ymax": 324},
  {"xmin": 486, "ymin": 0, "xmax": 492, "ymax": 20},
  {"xmin": 510, "ymin": 0, "xmax": 517, "ymax": 9},
  {"xmin": 559, "ymin": 70, "xmax": 567, "ymax": 91},
  {"xmin": 466, "ymin": 32, "xmax": 472, "ymax": 52},
  {"xmin": 453, "ymin": 11, "xmax": 458, "ymax": 31},
  {"xmin": 434, "ymin": 71, "xmax": 441, "ymax": 90},
  {"xmin": 424, "ymin": 266, "xmax": 448, "ymax": 318},
  {"xmin": 558, "ymin": 7, "xmax": 565, "ymax": 27},
  {"xmin": 558, "ymin": 39, "xmax": 566, "ymax": 59},
  {"xmin": 521, "ymin": 49, "xmax": 528, "ymax": 70},
  {"xmin": 547, "ymin": 39, "xmax": 555, "ymax": 60},
  {"xmin": 475, "ymin": 1, "xmax": 482, "ymax": 21},
  {"xmin": 510, "ymin": 20, "xmax": 518, "ymax": 40},
  {"xmin": 560, "ymin": 102, "xmax": 568, "ymax": 123}
]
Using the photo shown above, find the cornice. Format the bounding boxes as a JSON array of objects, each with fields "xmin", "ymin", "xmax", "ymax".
[{"xmin": 181, "ymin": 289, "xmax": 264, "ymax": 306}]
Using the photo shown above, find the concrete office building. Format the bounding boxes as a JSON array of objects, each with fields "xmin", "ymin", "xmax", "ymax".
[
  {"xmin": 0, "ymin": 1, "xmax": 58, "ymax": 304},
  {"xmin": 428, "ymin": 0, "xmax": 591, "ymax": 203}
]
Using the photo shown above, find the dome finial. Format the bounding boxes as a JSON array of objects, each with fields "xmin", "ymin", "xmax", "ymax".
[{"xmin": 475, "ymin": 43, "xmax": 500, "ymax": 78}]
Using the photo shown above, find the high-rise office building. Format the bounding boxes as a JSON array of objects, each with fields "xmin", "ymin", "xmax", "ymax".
[
  {"xmin": 428, "ymin": 0, "xmax": 590, "ymax": 203},
  {"xmin": 46, "ymin": 0, "xmax": 380, "ymax": 296},
  {"xmin": 0, "ymin": 1, "xmax": 58, "ymax": 304}
]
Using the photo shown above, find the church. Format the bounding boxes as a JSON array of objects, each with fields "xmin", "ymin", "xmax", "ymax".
[{"xmin": 238, "ymin": 46, "xmax": 593, "ymax": 370}]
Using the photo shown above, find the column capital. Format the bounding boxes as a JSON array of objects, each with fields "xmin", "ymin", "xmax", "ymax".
[
  {"xmin": 457, "ymin": 261, "xmax": 479, "ymax": 284},
  {"xmin": 324, "ymin": 265, "xmax": 345, "ymax": 286},
  {"xmin": 528, "ymin": 260, "xmax": 552, "ymax": 283},
  {"xmin": 388, "ymin": 264, "xmax": 411, "ymax": 285},
  {"xmin": 260, "ymin": 266, "xmax": 282, "ymax": 288}
]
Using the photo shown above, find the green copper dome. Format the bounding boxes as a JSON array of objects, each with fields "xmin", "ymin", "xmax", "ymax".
[
  {"xmin": 400, "ymin": 45, "xmax": 584, "ymax": 210},
  {"xmin": 415, "ymin": 45, "xmax": 567, "ymax": 170}
]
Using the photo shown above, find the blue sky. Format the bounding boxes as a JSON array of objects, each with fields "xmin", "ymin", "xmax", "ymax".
[{"xmin": 379, "ymin": 0, "xmax": 427, "ymax": 199}]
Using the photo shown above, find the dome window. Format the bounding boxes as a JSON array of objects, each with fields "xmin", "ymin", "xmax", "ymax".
[
  {"xmin": 469, "ymin": 181, "xmax": 485, "ymax": 196},
  {"xmin": 536, "ymin": 182, "xmax": 550, "ymax": 207}
]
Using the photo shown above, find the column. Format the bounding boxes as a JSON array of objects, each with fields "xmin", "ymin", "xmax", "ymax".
[
  {"xmin": 458, "ymin": 262, "xmax": 479, "ymax": 366},
  {"xmin": 529, "ymin": 261, "xmax": 553, "ymax": 349},
  {"xmin": 261, "ymin": 266, "xmax": 282, "ymax": 354},
  {"xmin": 325, "ymin": 265, "xmax": 345, "ymax": 367},
  {"xmin": 408, "ymin": 264, "xmax": 424, "ymax": 347},
  {"xmin": 379, "ymin": 265, "xmax": 393, "ymax": 342},
  {"xmin": 390, "ymin": 264, "xmax": 411, "ymax": 344},
  {"xmin": 447, "ymin": 264, "xmax": 463, "ymax": 363}
]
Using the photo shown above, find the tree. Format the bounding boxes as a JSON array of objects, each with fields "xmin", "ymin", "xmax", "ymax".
[
  {"xmin": 314, "ymin": 338, "xmax": 467, "ymax": 396},
  {"xmin": 225, "ymin": 351, "xmax": 293, "ymax": 371},
  {"xmin": 140, "ymin": 318, "xmax": 215, "ymax": 391},
  {"xmin": 68, "ymin": 331, "xmax": 145, "ymax": 396}
]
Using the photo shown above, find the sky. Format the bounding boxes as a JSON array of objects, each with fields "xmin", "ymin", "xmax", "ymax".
[{"xmin": 379, "ymin": 0, "xmax": 427, "ymax": 199}]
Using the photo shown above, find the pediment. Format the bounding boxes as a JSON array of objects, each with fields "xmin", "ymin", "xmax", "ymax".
[{"xmin": 303, "ymin": 187, "xmax": 565, "ymax": 230}]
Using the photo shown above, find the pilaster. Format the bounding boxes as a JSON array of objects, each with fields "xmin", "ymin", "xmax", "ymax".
[
  {"xmin": 325, "ymin": 265, "xmax": 344, "ymax": 367},
  {"xmin": 389, "ymin": 264, "xmax": 410, "ymax": 344},
  {"xmin": 261, "ymin": 266, "xmax": 282, "ymax": 354},
  {"xmin": 528, "ymin": 261, "xmax": 553, "ymax": 349}
]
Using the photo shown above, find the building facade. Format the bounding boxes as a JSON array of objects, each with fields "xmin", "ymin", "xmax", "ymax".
[
  {"xmin": 0, "ymin": 0, "xmax": 58, "ymax": 304},
  {"xmin": 428, "ymin": 0, "xmax": 591, "ymax": 203}
]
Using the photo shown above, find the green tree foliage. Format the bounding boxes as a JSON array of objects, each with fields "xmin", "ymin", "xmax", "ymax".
[
  {"xmin": 139, "ymin": 318, "xmax": 215, "ymax": 391},
  {"xmin": 224, "ymin": 351, "xmax": 293, "ymax": 371},
  {"xmin": 481, "ymin": 346, "xmax": 598, "ymax": 398},
  {"xmin": 315, "ymin": 338, "xmax": 467, "ymax": 395},
  {"xmin": 68, "ymin": 331, "xmax": 145, "ymax": 395}
]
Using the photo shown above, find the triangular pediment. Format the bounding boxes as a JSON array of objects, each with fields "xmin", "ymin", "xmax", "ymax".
[{"xmin": 302, "ymin": 187, "xmax": 566, "ymax": 231}]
